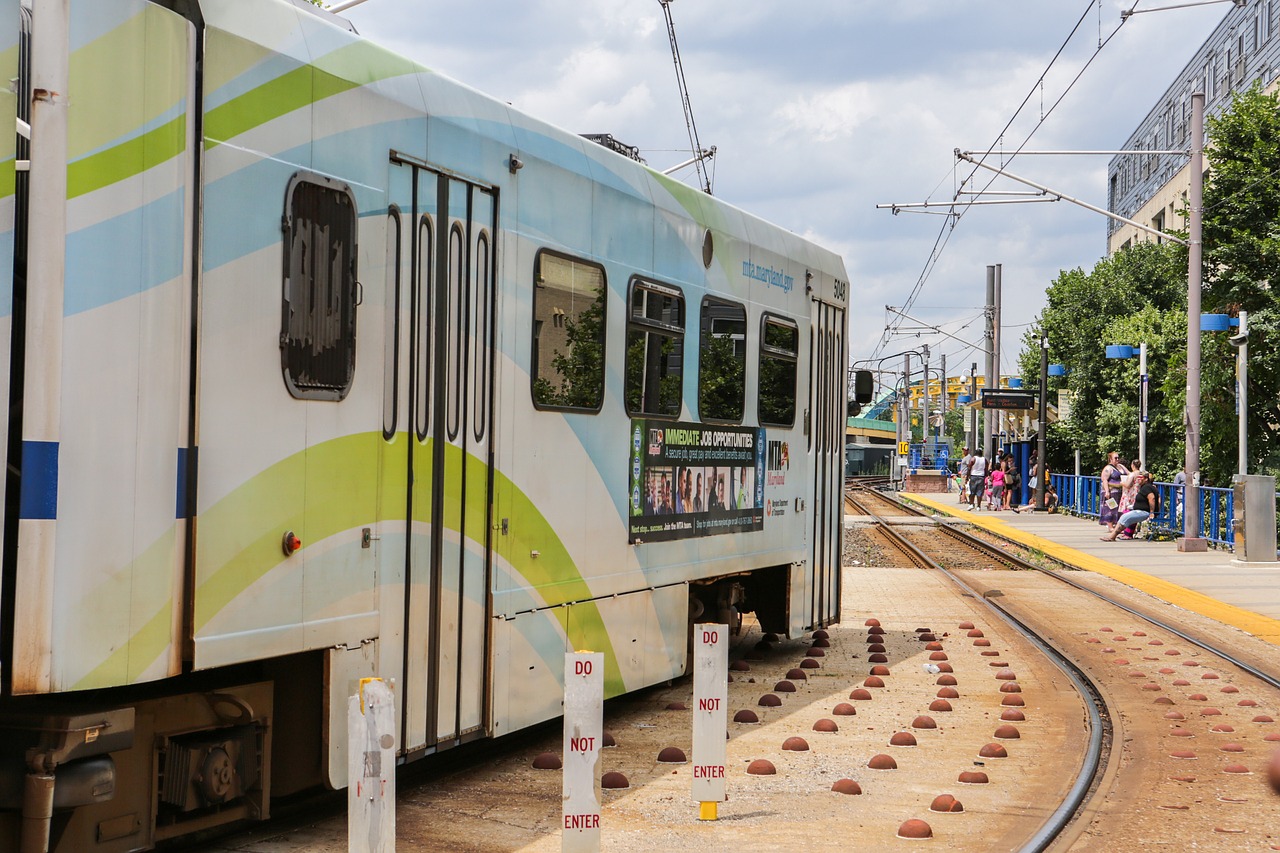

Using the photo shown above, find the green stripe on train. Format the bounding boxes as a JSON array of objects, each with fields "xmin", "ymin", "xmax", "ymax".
[
  {"xmin": 75, "ymin": 431, "xmax": 622, "ymax": 694},
  {"xmin": 203, "ymin": 38, "xmax": 422, "ymax": 150}
]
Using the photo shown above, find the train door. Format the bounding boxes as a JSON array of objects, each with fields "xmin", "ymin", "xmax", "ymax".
[
  {"xmin": 808, "ymin": 299, "xmax": 845, "ymax": 628},
  {"xmin": 390, "ymin": 155, "xmax": 496, "ymax": 755}
]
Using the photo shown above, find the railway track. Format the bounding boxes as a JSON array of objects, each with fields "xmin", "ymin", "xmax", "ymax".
[
  {"xmin": 846, "ymin": 484, "xmax": 1280, "ymax": 849},
  {"xmin": 846, "ymin": 486, "xmax": 1109, "ymax": 849}
]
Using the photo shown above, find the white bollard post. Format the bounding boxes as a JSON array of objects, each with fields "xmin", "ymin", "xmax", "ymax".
[
  {"xmin": 562, "ymin": 651, "xmax": 604, "ymax": 853},
  {"xmin": 348, "ymin": 678, "xmax": 396, "ymax": 853},
  {"xmin": 691, "ymin": 623, "xmax": 728, "ymax": 820}
]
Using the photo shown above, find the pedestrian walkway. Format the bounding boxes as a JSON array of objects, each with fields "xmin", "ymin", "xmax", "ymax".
[{"xmin": 904, "ymin": 492, "xmax": 1280, "ymax": 646}]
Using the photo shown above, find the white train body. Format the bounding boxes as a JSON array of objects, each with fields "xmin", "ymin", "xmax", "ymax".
[{"xmin": 0, "ymin": 1, "xmax": 849, "ymax": 849}]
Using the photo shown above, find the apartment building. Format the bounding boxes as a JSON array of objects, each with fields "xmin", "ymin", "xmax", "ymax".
[{"xmin": 1108, "ymin": 0, "xmax": 1280, "ymax": 254}]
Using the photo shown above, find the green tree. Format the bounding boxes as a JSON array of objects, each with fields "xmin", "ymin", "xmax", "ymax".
[
  {"xmin": 1200, "ymin": 83, "xmax": 1280, "ymax": 483},
  {"xmin": 1017, "ymin": 242, "xmax": 1186, "ymax": 478}
]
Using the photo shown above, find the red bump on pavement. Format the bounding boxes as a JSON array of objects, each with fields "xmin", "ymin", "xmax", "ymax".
[
  {"xmin": 897, "ymin": 819, "xmax": 933, "ymax": 839},
  {"xmin": 747, "ymin": 759, "xmax": 776, "ymax": 775},
  {"xmin": 532, "ymin": 752, "xmax": 561, "ymax": 770},
  {"xmin": 930, "ymin": 794, "xmax": 964, "ymax": 813},
  {"xmin": 657, "ymin": 747, "xmax": 687, "ymax": 764},
  {"xmin": 831, "ymin": 778, "xmax": 862, "ymax": 794}
]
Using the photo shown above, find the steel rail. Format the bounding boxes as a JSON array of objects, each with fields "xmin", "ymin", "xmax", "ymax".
[
  {"xmin": 868, "ymin": 487, "xmax": 1280, "ymax": 693},
  {"xmin": 847, "ymin": 490, "xmax": 1109, "ymax": 851}
]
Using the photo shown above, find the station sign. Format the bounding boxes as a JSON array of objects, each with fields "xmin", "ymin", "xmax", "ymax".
[
  {"xmin": 563, "ymin": 652, "xmax": 604, "ymax": 852},
  {"xmin": 981, "ymin": 389, "xmax": 1038, "ymax": 410},
  {"xmin": 691, "ymin": 623, "xmax": 728, "ymax": 811}
]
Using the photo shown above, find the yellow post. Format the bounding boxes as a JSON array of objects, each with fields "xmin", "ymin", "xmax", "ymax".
[{"xmin": 699, "ymin": 801, "xmax": 718, "ymax": 821}]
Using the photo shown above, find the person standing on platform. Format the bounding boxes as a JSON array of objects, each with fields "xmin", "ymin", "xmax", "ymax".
[
  {"xmin": 1099, "ymin": 451, "xmax": 1128, "ymax": 534},
  {"xmin": 957, "ymin": 447, "xmax": 972, "ymax": 503},
  {"xmin": 988, "ymin": 461, "xmax": 1005, "ymax": 511},
  {"xmin": 967, "ymin": 449, "xmax": 987, "ymax": 509},
  {"xmin": 1003, "ymin": 457, "xmax": 1020, "ymax": 511}
]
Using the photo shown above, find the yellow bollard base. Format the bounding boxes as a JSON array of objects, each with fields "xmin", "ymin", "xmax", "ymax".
[{"xmin": 699, "ymin": 801, "xmax": 718, "ymax": 821}]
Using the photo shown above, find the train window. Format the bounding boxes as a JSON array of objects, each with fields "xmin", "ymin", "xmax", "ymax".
[
  {"xmin": 758, "ymin": 314, "xmax": 798, "ymax": 427},
  {"xmin": 382, "ymin": 207, "xmax": 402, "ymax": 439},
  {"xmin": 414, "ymin": 215, "xmax": 433, "ymax": 442},
  {"xmin": 531, "ymin": 250, "xmax": 606, "ymax": 412},
  {"xmin": 281, "ymin": 173, "xmax": 358, "ymax": 400},
  {"xmin": 698, "ymin": 297, "xmax": 745, "ymax": 422},
  {"xmin": 625, "ymin": 278, "xmax": 684, "ymax": 418}
]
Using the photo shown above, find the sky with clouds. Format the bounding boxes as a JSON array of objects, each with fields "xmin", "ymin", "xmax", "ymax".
[{"xmin": 339, "ymin": 0, "xmax": 1228, "ymax": 380}]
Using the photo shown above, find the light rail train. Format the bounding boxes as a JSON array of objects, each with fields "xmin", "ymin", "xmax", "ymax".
[{"xmin": 0, "ymin": 1, "xmax": 849, "ymax": 849}]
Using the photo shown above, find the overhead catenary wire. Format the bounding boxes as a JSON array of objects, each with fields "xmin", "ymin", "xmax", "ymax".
[{"xmin": 874, "ymin": 0, "xmax": 1139, "ymax": 361}]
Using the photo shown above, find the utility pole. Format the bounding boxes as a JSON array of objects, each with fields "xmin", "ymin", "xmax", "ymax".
[
  {"xmin": 940, "ymin": 353, "xmax": 947, "ymax": 441},
  {"xmin": 968, "ymin": 363, "xmax": 978, "ymax": 453},
  {"xmin": 1238, "ymin": 309, "xmax": 1248, "ymax": 476},
  {"xmin": 921, "ymin": 344, "xmax": 931, "ymax": 449},
  {"xmin": 988, "ymin": 263, "xmax": 998, "ymax": 450},
  {"xmin": 984, "ymin": 266, "xmax": 996, "ymax": 461},
  {"xmin": 1035, "ymin": 333, "xmax": 1048, "ymax": 511},
  {"xmin": 1180, "ymin": 92, "xmax": 1206, "ymax": 551}
]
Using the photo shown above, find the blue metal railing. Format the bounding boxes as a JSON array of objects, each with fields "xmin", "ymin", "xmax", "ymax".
[{"xmin": 1050, "ymin": 474, "xmax": 1236, "ymax": 548}]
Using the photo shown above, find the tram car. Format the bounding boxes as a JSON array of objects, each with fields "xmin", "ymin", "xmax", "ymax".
[{"xmin": 0, "ymin": 1, "xmax": 850, "ymax": 849}]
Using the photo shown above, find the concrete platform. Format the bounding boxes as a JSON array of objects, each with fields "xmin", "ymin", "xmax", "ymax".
[{"xmin": 904, "ymin": 492, "xmax": 1280, "ymax": 646}]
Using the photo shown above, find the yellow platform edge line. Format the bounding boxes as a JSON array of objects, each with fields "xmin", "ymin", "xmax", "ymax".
[{"xmin": 897, "ymin": 492, "xmax": 1280, "ymax": 647}]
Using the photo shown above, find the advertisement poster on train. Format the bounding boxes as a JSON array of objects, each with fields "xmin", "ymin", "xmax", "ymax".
[{"xmin": 629, "ymin": 420, "xmax": 765, "ymax": 542}]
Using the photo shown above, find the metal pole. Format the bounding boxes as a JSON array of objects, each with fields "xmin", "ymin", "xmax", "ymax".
[
  {"xmin": 1036, "ymin": 334, "xmax": 1048, "ymax": 511},
  {"xmin": 922, "ymin": 345, "xmax": 931, "ymax": 449},
  {"xmin": 1181, "ymin": 92, "xmax": 1206, "ymax": 550},
  {"xmin": 1238, "ymin": 310, "xmax": 1248, "ymax": 476},
  {"xmin": 993, "ymin": 264, "xmax": 1003, "ymax": 458},
  {"xmin": 1139, "ymin": 342, "xmax": 1148, "ymax": 471},
  {"xmin": 985, "ymin": 267, "xmax": 996, "ymax": 461},
  {"xmin": 968, "ymin": 363, "xmax": 978, "ymax": 453},
  {"xmin": 904, "ymin": 353, "xmax": 912, "ymax": 445},
  {"xmin": 940, "ymin": 353, "xmax": 947, "ymax": 440}
]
